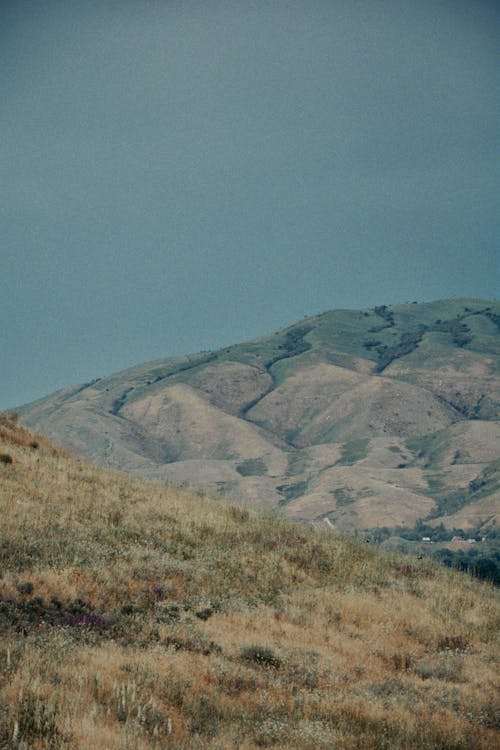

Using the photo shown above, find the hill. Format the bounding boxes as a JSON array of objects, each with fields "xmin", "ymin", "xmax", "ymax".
[
  {"xmin": 16, "ymin": 298, "xmax": 499, "ymax": 544},
  {"xmin": 0, "ymin": 412, "xmax": 499, "ymax": 749}
]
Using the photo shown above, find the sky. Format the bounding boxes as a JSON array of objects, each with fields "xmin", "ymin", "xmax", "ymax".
[{"xmin": 1, "ymin": 0, "xmax": 498, "ymax": 409}]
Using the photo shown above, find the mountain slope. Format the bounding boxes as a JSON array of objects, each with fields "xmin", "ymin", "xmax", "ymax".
[
  {"xmin": 17, "ymin": 298, "xmax": 499, "ymax": 534},
  {"xmin": 0, "ymin": 413, "xmax": 498, "ymax": 749}
]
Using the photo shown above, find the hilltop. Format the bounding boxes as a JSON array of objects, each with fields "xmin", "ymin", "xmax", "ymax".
[
  {"xmin": 16, "ymin": 299, "xmax": 499, "ymax": 546},
  {"xmin": 0, "ymin": 412, "xmax": 498, "ymax": 749}
]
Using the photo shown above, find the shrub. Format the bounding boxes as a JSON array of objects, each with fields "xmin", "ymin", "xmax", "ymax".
[
  {"xmin": 392, "ymin": 653, "xmax": 412, "ymax": 672},
  {"xmin": 240, "ymin": 645, "xmax": 282, "ymax": 669},
  {"xmin": 228, "ymin": 505, "xmax": 250, "ymax": 522},
  {"xmin": 236, "ymin": 458, "xmax": 267, "ymax": 477},
  {"xmin": 414, "ymin": 654, "xmax": 464, "ymax": 681},
  {"xmin": 16, "ymin": 581, "xmax": 34, "ymax": 596},
  {"xmin": 0, "ymin": 453, "xmax": 13, "ymax": 464},
  {"xmin": 437, "ymin": 635, "xmax": 469, "ymax": 653},
  {"xmin": 163, "ymin": 626, "xmax": 221, "ymax": 656},
  {"xmin": 186, "ymin": 693, "xmax": 222, "ymax": 737}
]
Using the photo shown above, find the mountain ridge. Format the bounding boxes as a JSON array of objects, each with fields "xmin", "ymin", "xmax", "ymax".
[{"xmin": 16, "ymin": 297, "xmax": 499, "ymax": 536}]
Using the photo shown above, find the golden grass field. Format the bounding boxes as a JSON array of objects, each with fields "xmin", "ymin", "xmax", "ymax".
[{"xmin": 0, "ymin": 412, "xmax": 498, "ymax": 749}]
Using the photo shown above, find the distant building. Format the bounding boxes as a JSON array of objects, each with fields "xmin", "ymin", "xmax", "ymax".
[{"xmin": 421, "ymin": 537, "xmax": 431, "ymax": 542}]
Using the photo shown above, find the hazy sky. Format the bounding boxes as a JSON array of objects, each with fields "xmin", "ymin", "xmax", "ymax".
[{"xmin": 1, "ymin": 0, "xmax": 498, "ymax": 409}]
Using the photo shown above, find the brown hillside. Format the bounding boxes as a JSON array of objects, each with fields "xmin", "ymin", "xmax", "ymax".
[
  {"xmin": 16, "ymin": 299, "xmax": 500, "ymax": 534},
  {"xmin": 0, "ymin": 414, "xmax": 499, "ymax": 749}
]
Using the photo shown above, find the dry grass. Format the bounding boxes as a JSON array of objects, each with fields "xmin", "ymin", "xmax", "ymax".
[{"xmin": 0, "ymin": 413, "xmax": 499, "ymax": 749}]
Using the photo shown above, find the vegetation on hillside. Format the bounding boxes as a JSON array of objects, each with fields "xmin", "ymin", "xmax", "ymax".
[
  {"xmin": 372, "ymin": 522, "xmax": 500, "ymax": 586},
  {"xmin": 0, "ymin": 413, "xmax": 499, "ymax": 749}
]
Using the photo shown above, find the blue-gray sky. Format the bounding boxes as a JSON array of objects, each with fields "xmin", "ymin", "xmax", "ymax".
[{"xmin": 1, "ymin": 0, "xmax": 498, "ymax": 409}]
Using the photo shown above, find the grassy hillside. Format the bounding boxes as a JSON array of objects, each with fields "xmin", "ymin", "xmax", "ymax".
[
  {"xmin": 1, "ymin": 413, "xmax": 499, "ymax": 749},
  {"xmin": 16, "ymin": 299, "xmax": 499, "ymax": 540}
]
